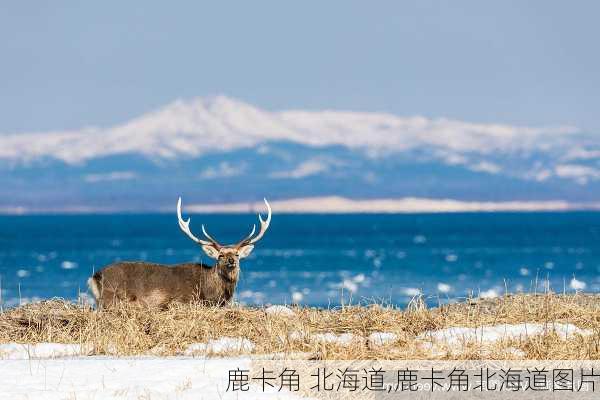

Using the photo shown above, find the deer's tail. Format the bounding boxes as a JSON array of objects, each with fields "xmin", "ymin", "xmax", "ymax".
[{"xmin": 87, "ymin": 273, "xmax": 102, "ymax": 301}]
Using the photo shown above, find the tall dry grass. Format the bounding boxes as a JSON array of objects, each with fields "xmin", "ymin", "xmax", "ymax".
[{"xmin": 0, "ymin": 293, "xmax": 599, "ymax": 359}]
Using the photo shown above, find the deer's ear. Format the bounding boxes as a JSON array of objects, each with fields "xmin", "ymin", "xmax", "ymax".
[
  {"xmin": 238, "ymin": 245, "xmax": 255, "ymax": 259},
  {"xmin": 201, "ymin": 245, "xmax": 220, "ymax": 259}
]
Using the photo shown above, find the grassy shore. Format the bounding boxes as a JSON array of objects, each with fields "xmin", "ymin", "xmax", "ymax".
[{"xmin": 1, "ymin": 293, "xmax": 599, "ymax": 360}]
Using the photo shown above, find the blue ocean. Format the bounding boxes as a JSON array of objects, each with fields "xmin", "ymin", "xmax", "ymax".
[{"xmin": 0, "ymin": 212, "xmax": 598, "ymax": 308}]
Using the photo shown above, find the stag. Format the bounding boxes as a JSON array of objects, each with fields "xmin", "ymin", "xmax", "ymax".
[{"xmin": 88, "ymin": 198, "xmax": 271, "ymax": 308}]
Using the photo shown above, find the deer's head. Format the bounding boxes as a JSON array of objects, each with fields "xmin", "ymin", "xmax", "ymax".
[{"xmin": 177, "ymin": 198, "xmax": 271, "ymax": 273}]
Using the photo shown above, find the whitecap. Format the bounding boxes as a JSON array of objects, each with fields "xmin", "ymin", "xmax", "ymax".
[
  {"xmin": 445, "ymin": 254, "xmax": 458, "ymax": 262},
  {"xmin": 16, "ymin": 269, "xmax": 30, "ymax": 278},
  {"xmin": 291, "ymin": 291, "xmax": 303, "ymax": 303},
  {"xmin": 342, "ymin": 279, "xmax": 358, "ymax": 293},
  {"xmin": 519, "ymin": 267, "xmax": 530, "ymax": 276},
  {"xmin": 480, "ymin": 288, "xmax": 500, "ymax": 299},
  {"xmin": 61, "ymin": 261, "xmax": 78, "ymax": 270},
  {"xmin": 413, "ymin": 235, "xmax": 427, "ymax": 244},
  {"xmin": 570, "ymin": 277, "xmax": 586, "ymax": 291},
  {"xmin": 437, "ymin": 283, "xmax": 452, "ymax": 293},
  {"xmin": 402, "ymin": 288, "xmax": 421, "ymax": 296},
  {"xmin": 515, "ymin": 284, "xmax": 525, "ymax": 292}
]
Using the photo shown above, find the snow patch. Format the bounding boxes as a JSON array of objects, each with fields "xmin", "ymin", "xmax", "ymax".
[
  {"xmin": 184, "ymin": 337, "xmax": 255, "ymax": 355},
  {"xmin": 288, "ymin": 331, "xmax": 362, "ymax": 346},
  {"xmin": 312, "ymin": 333, "xmax": 360, "ymax": 346},
  {"xmin": 0, "ymin": 343, "xmax": 86, "ymax": 359},
  {"xmin": 419, "ymin": 323, "xmax": 592, "ymax": 348},
  {"xmin": 265, "ymin": 305, "xmax": 295, "ymax": 317},
  {"xmin": 368, "ymin": 332, "xmax": 398, "ymax": 347}
]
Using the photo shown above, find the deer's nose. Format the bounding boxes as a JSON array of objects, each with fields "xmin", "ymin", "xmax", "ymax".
[{"xmin": 227, "ymin": 256, "xmax": 235, "ymax": 265}]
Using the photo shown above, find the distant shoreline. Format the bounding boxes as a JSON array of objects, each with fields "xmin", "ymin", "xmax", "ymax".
[{"xmin": 2, "ymin": 196, "xmax": 600, "ymax": 215}]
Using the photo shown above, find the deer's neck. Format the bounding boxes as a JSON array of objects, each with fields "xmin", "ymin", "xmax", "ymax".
[
  {"xmin": 218, "ymin": 267, "xmax": 239, "ymax": 284},
  {"xmin": 218, "ymin": 267, "xmax": 239, "ymax": 300}
]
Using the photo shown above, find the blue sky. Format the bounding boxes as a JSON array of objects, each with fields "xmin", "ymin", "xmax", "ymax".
[{"xmin": 1, "ymin": 1, "xmax": 598, "ymax": 133}]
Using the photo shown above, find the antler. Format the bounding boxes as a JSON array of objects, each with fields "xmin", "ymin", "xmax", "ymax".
[
  {"xmin": 177, "ymin": 197, "xmax": 221, "ymax": 248},
  {"xmin": 236, "ymin": 198, "xmax": 272, "ymax": 247}
]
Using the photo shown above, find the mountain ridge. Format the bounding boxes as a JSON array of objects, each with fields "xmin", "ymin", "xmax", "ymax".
[{"xmin": 0, "ymin": 96, "xmax": 598, "ymax": 210}]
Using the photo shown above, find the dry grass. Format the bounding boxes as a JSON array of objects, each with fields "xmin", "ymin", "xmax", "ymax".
[{"xmin": 1, "ymin": 293, "xmax": 600, "ymax": 359}]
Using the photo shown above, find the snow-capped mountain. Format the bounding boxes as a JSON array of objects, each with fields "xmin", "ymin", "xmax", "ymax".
[{"xmin": 0, "ymin": 96, "xmax": 598, "ymax": 212}]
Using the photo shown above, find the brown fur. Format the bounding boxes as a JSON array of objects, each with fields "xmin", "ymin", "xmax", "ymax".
[
  {"xmin": 89, "ymin": 197, "xmax": 270, "ymax": 308},
  {"xmin": 89, "ymin": 260, "xmax": 240, "ymax": 308}
]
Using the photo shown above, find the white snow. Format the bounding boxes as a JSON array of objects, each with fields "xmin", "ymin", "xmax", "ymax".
[
  {"xmin": 287, "ymin": 331, "xmax": 361, "ymax": 346},
  {"xmin": 312, "ymin": 332, "xmax": 360, "ymax": 346},
  {"xmin": 0, "ymin": 357, "xmax": 308, "ymax": 400},
  {"xmin": 184, "ymin": 337, "xmax": 255, "ymax": 355},
  {"xmin": 419, "ymin": 323, "xmax": 593, "ymax": 347},
  {"xmin": 177, "ymin": 196, "xmax": 577, "ymax": 214},
  {"xmin": 288, "ymin": 330, "xmax": 308, "ymax": 342},
  {"xmin": 555, "ymin": 164, "xmax": 600, "ymax": 185},
  {"xmin": 84, "ymin": 171, "xmax": 137, "ymax": 183},
  {"xmin": 368, "ymin": 332, "xmax": 398, "ymax": 347},
  {"xmin": 0, "ymin": 95, "xmax": 591, "ymax": 188},
  {"xmin": 264, "ymin": 305, "xmax": 295, "ymax": 317},
  {"xmin": 0, "ymin": 343, "xmax": 86, "ymax": 359}
]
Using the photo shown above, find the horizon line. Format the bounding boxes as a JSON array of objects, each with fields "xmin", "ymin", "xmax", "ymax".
[{"xmin": 2, "ymin": 196, "xmax": 600, "ymax": 216}]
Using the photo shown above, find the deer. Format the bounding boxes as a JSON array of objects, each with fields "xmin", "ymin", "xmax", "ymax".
[{"xmin": 87, "ymin": 197, "xmax": 271, "ymax": 308}]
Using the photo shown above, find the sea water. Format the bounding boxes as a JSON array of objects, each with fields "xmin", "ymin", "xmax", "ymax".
[{"xmin": 0, "ymin": 212, "xmax": 598, "ymax": 307}]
